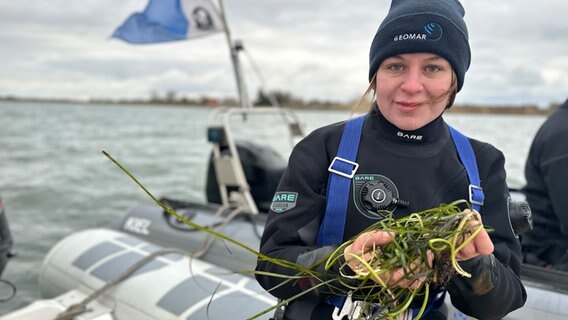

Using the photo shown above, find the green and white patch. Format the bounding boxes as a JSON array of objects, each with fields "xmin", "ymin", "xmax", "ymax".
[{"xmin": 270, "ymin": 192, "xmax": 298, "ymax": 213}]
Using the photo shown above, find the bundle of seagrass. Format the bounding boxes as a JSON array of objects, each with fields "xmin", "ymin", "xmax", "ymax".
[
  {"xmin": 318, "ymin": 199, "xmax": 486, "ymax": 319},
  {"xmin": 104, "ymin": 151, "xmax": 488, "ymax": 320}
]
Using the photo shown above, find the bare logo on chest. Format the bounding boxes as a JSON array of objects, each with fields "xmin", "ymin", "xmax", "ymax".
[{"xmin": 397, "ymin": 131, "xmax": 423, "ymax": 141}]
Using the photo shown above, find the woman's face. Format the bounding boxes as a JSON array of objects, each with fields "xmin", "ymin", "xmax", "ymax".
[{"xmin": 375, "ymin": 53, "xmax": 453, "ymax": 131}]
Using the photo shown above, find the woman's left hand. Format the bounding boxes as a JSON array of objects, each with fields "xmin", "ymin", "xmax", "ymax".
[{"xmin": 455, "ymin": 209, "xmax": 494, "ymax": 261}]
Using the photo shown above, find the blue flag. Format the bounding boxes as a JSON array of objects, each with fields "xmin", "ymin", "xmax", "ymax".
[{"xmin": 113, "ymin": 0, "xmax": 225, "ymax": 44}]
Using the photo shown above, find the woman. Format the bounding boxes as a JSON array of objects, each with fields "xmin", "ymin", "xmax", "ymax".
[{"xmin": 256, "ymin": 0, "xmax": 526, "ymax": 319}]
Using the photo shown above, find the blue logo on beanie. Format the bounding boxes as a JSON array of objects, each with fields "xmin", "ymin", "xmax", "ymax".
[
  {"xmin": 424, "ymin": 23, "xmax": 443, "ymax": 41},
  {"xmin": 393, "ymin": 22, "xmax": 443, "ymax": 42}
]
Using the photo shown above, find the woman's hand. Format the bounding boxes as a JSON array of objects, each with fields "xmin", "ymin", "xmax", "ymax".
[
  {"xmin": 343, "ymin": 230, "xmax": 432, "ymax": 289},
  {"xmin": 455, "ymin": 209, "xmax": 494, "ymax": 261}
]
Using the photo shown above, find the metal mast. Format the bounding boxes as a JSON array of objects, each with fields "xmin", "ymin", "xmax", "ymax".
[{"xmin": 217, "ymin": 0, "xmax": 251, "ymax": 109}]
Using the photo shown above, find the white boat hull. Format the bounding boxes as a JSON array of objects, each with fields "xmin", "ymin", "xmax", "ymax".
[{"xmin": 3, "ymin": 228, "xmax": 275, "ymax": 320}]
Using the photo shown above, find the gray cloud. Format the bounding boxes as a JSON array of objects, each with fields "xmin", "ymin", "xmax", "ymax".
[{"xmin": 0, "ymin": 0, "xmax": 566, "ymax": 106}]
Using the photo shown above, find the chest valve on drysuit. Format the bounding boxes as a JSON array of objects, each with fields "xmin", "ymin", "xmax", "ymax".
[{"xmin": 359, "ymin": 180, "xmax": 409, "ymax": 216}]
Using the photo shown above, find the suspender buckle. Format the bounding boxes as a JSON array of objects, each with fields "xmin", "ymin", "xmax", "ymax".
[
  {"xmin": 468, "ymin": 184, "xmax": 484, "ymax": 206},
  {"xmin": 332, "ymin": 293, "xmax": 362, "ymax": 320},
  {"xmin": 328, "ymin": 157, "xmax": 359, "ymax": 179}
]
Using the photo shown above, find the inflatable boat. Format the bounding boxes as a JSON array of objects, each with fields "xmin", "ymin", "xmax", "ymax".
[
  {"xmin": 5, "ymin": 228, "xmax": 274, "ymax": 320},
  {"xmin": 2, "ymin": 107, "xmax": 568, "ymax": 320}
]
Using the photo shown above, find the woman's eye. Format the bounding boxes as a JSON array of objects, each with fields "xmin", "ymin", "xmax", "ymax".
[
  {"xmin": 388, "ymin": 64, "xmax": 404, "ymax": 71},
  {"xmin": 425, "ymin": 65, "xmax": 441, "ymax": 73}
]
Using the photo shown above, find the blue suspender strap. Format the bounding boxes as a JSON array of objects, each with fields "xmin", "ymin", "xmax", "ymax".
[
  {"xmin": 448, "ymin": 125, "xmax": 484, "ymax": 212},
  {"xmin": 316, "ymin": 115, "xmax": 366, "ymax": 247},
  {"xmin": 316, "ymin": 115, "xmax": 365, "ymax": 310}
]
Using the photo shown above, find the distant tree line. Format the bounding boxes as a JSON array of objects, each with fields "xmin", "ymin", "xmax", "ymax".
[
  {"xmin": 253, "ymin": 89, "xmax": 349, "ymax": 110},
  {"xmin": 0, "ymin": 92, "xmax": 562, "ymax": 114},
  {"xmin": 449, "ymin": 103, "xmax": 558, "ymax": 115}
]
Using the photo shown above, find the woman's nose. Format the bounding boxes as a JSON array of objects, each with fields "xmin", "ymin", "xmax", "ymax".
[{"xmin": 400, "ymin": 70, "xmax": 423, "ymax": 93}]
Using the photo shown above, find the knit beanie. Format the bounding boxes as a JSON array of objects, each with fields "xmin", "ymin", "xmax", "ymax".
[{"xmin": 369, "ymin": 0, "xmax": 471, "ymax": 91}]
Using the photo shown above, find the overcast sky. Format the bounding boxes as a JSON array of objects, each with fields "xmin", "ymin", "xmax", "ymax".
[{"xmin": 0, "ymin": 0, "xmax": 567, "ymax": 106}]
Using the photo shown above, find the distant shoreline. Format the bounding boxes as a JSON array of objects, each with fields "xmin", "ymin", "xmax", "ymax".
[{"xmin": 0, "ymin": 96, "xmax": 558, "ymax": 115}]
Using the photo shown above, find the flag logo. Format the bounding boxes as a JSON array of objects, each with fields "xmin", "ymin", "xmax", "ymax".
[{"xmin": 192, "ymin": 7, "xmax": 216, "ymax": 31}]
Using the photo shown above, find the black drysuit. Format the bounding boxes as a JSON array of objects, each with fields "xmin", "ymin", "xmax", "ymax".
[
  {"xmin": 256, "ymin": 107, "xmax": 526, "ymax": 319},
  {"xmin": 522, "ymin": 99, "xmax": 568, "ymax": 270}
]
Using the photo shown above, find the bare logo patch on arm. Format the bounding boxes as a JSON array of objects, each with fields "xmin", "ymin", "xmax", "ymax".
[{"xmin": 270, "ymin": 192, "xmax": 298, "ymax": 213}]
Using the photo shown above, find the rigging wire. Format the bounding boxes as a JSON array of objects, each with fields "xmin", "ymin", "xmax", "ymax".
[{"xmin": 242, "ymin": 48, "xmax": 281, "ymax": 108}]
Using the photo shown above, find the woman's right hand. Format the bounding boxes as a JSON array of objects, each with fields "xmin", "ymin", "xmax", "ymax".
[{"xmin": 343, "ymin": 230, "xmax": 432, "ymax": 289}]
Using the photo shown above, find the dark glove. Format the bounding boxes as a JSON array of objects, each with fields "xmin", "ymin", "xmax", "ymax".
[{"xmin": 449, "ymin": 254, "xmax": 497, "ymax": 296}]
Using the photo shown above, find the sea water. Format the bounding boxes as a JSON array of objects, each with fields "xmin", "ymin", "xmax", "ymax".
[{"xmin": 0, "ymin": 101, "xmax": 545, "ymax": 314}]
